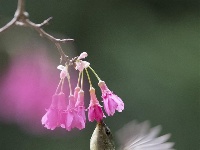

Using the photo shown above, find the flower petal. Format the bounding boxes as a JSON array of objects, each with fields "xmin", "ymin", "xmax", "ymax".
[
  {"xmin": 57, "ymin": 65, "xmax": 65, "ymax": 70},
  {"xmin": 98, "ymin": 81, "xmax": 124, "ymax": 116},
  {"xmin": 75, "ymin": 61, "xmax": 90, "ymax": 72},
  {"xmin": 65, "ymin": 111, "xmax": 74, "ymax": 131},
  {"xmin": 78, "ymin": 52, "xmax": 88, "ymax": 60},
  {"xmin": 41, "ymin": 108, "xmax": 59, "ymax": 130}
]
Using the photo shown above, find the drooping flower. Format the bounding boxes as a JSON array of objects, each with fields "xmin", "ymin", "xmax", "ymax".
[
  {"xmin": 57, "ymin": 65, "xmax": 68, "ymax": 79},
  {"xmin": 0, "ymin": 49, "xmax": 64, "ymax": 133},
  {"xmin": 88, "ymin": 87, "xmax": 104, "ymax": 122},
  {"xmin": 57, "ymin": 92, "xmax": 67, "ymax": 128},
  {"xmin": 41, "ymin": 92, "xmax": 67, "ymax": 130},
  {"xmin": 98, "ymin": 80, "xmax": 124, "ymax": 116},
  {"xmin": 41, "ymin": 94, "xmax": 59, "ymax": 130},
  {"xmin": 74, "ymin": 86, "xmax": 81, "ymax": 101},
  {"xmin": 75, "ymin": 90, "xmax": 86, "ymax": 123},
  {"xmin": 64, "ymin": 95, "xmax": 85, "ymax": 131},
  {"xmin": 75, "ymin": 52, "xmax": 90, "ymax": 72}
]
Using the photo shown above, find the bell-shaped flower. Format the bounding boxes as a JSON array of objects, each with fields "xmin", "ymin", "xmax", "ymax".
[
  {"xmin": 41, "ymin": 92, "xmax": 67, "ymax": 130},
  {"xmin": 75, "ymin": 90, "xmax": 86, "ymax": 123},
  {"xmin": 74, "ymin": 86, "xmax": 81, "ymax": 101},
  {"xmin": 88, "ymin": 87, "xmax": 104, "ymax": 122},
  {"xmin": 57, "ymin": 65, "xmax": 68, "ymax": 79},
  {"xmin": 41, "ymin": 94, "xmax": 59, "ymax": 130},
  {"xmin": 98, "ymin": 80, "xmax": 124, "ymax": 116},
  {"xmin": 64, "ymin": 95, "xmax": 85, "ymax": 131},
  {"xmin": 75, "ymin": 52, "xmax": 90, "ymax": 72},
  {"xmin": 57, "ymin": 92, "xmax": 67, "ymax": 128}
]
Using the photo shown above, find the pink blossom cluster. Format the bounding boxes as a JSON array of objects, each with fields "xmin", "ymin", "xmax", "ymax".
[
  {"xmin": 41, "ymin": 52, "xmax": 124, "ymax": 131},
  {"xmin": 41, "ymin": 90, "xmax": 86, "ymax": 130}
]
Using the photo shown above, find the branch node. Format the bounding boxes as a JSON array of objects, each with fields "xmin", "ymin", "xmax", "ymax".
[{"xmin": 15, "ymin": 21, "xmax": 25, "ymax": 26}]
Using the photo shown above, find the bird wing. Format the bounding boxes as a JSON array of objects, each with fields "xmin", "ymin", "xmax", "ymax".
[{"xmin": 116, "ymin": 120, "xmax": 175, "ymax": 150}]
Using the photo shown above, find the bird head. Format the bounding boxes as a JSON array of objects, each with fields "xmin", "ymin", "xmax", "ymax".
[{"xmin": 90, "ymin": 120, "xmax": 115, "ymax": 150}]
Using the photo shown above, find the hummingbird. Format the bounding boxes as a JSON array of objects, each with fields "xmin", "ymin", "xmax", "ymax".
[{"xmin": 90, "ymin": 120, "xmax": 174, "ymax": 150}]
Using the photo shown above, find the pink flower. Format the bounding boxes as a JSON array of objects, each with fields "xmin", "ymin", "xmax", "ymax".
[
  {"xmin": 0, "ymin": 49, "xmax": 70, "ymax": 133},
  {"xmin": 64, "ymin": 95, "xmax": 85, "ymax": 131},
  {"xmin": 57, "ymin": 92, "xmax": 67, "ymax": 128},
  {"xmin": 75, "ymin": 52, "xmax": 90, "ymax": 72},
  {"xmin": 74, "ymin": 86, "xmax": 81, "ymax": 101},
  {"xmin": 41, "ymin": 92, "xmax": 67, "ymax": 130},
  {"xmin": 88, "ymin": 87, "xmax": 104, "ymax": 122},
  {"xmin": 98, "ymin": 80, "xmax": 124, "ymax": 116},
  {"xmin": 57, "ymin": 65, "xmax": 68, "ymax": 79},
  {"xmin": 77, "ymin": 52, "xmax": 88, "ymax": 59},
  {"xmin": 41, "ymin": 94, "xmax": 59, "ymax": 130},
  {"xmin": 75, "ymin": 90, "xmax": 86, "ymax": 123}
]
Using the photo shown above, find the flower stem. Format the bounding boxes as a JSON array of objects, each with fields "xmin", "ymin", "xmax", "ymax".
[
  {"xmin": 88, "ymin": 66, "xmax": 101, "ymax": 81},
  {"xmin": 61, "ymin": 78, "xmax": 65, "ymax": 92},
  {"xmin": 65, "ymin": 65, "xmax": 72, "ymax": 95},
  {"xmin": 81, "ymin": 71, "xmax": 84, "ymax": 89},
  {"xmin": 85, "ymin": 68, "xmax": 92, "ymax": 87},
  {"xmin": 67, "ymin": 77, "xmax": 72, "ymax": 95},
  {"xmin": 77, "ymin": 71, "xmax": 81, "ymax": 87},
  {"xmin": 55, "ymin": 79, "xmax": 62, "ymax": 94}
]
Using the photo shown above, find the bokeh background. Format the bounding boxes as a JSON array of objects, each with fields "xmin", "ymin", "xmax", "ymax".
[{"xmin": 0, "ymin": 0, "xmax": 199, "ymax": 150}]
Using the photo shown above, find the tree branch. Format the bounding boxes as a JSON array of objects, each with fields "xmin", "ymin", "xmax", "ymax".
[
  {"xmin": 0, "ymin": 0, "xmax": 74, "ymax": 63},
  {"xmin": 0, "ymin": 18, "xmax": 17, "ymax": 33}
]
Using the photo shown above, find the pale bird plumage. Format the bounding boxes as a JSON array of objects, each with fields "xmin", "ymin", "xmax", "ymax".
[{"xmin": 90, "ymin": 120, "xmax": 175, "ymax": 150}]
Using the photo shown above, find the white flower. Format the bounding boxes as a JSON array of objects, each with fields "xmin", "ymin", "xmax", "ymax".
[
  {"xmin": 57, "ymin": 65, "xmax": 68, "ymax": 79},
  {"xmin": 75, "ymin": 52, "xmax": 90, "ymax": 72}
]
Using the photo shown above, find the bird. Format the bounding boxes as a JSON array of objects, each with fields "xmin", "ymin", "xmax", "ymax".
[{"xmin": 90, "ymin": 120, "xmax": 175, "ymax": 150}]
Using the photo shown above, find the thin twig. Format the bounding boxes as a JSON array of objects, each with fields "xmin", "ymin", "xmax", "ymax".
[
  {"xmin": 55, "ymin": 43, "xmax": 69, "ymax": 63},
  {"xmin": 0, "ymin": 0, "xmax": 74, "ymax": 63},
  {"xmin": 0, "ymin": 18, "xmax": 17, "ymax": 32},
  {"xmin": 26, "ymin": 19, "xmax": 74, "ymax": 43}
]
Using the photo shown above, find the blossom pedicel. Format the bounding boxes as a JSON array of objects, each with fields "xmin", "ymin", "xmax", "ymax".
[{"xmin": 41, "ymin": 52, "xmax": 124, "ymax": 131}]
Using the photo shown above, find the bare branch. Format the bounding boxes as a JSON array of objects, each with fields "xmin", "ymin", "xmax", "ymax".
[
  {"xmin": 0, "ymin": 0, "xmax": 74, "ymax": 63},
  {"xmin": 38, "ymin": 17, "xmax": 53, "ymax": 27},
  {"xmin": 55, "ymin": 43, "xmax": 69, "ymax": 63},
  {"xmin": 26, "ymin": 19, "xmax": 74, "ymax": 43},
  {"xmin": 17, "ymin": 0, "xmax": 25, "ymax": 14},
  {"xmin": 0, "ymin": 18, "xmax": 17, "ymax": 33}
]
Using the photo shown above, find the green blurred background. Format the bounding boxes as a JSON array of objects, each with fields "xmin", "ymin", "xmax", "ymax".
[{"xmin": 0, "ymin": 0, "xmax": 199, "ymax": 150}]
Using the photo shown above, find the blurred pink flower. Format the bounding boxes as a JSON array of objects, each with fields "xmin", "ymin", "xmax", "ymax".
[
  {"xmin": 88, "ymin": 87, "xmax": 104, "ymax": 122},
  {"xmin": 98, "ymin": 80, "xmax": 124, "ymax": 116},
  {"xmin": 0, "ymin": 49, "xmax": 71, "ymax": 134}
]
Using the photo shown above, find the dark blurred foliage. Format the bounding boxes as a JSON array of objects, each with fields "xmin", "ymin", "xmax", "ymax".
[{"xmin": 0, "ymin": 0, "xmax": 199, "ymax": 150}]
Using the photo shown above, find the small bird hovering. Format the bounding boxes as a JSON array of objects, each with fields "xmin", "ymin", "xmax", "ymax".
[{"xmin": 90, "ymin": 120, "xmax": 174, "ymax": 150}]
